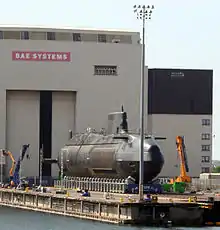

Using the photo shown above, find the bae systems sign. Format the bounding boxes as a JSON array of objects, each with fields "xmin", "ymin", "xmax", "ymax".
[{"xmin": 12, "ymin": 51, "xmax": 71, "ymax": 62}]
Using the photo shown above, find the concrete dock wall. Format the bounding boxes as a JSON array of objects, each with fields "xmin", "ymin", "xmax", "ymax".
[
  {"xmin": 0, "ymin": 189, "xmax": 216, "ymax": 227},
  {"xmin": 0, "ymin": 189, "xmax": 132, "ymax": 224}
]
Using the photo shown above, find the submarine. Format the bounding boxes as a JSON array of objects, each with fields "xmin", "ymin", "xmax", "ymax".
[{"xmin": 55, "ymin": 106, "xmax": 165, "ymax": 183}]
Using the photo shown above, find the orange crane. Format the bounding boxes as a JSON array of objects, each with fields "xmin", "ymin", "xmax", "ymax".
[
  {"xmin": 170, "ymin": 136, "xmax": 191, "ymax": 184},
  {"xmin": 2, "ymin": 150, "xmax": 16, "ymax": 179}
]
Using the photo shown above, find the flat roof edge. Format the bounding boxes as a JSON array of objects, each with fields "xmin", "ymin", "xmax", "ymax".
[
  {"xmin": 148, "ymin": 68, "xmax": 213, "ymax": 72},
  {"xmin": 0, "ymin": 24, "xmax": 139, "ymax": 34}
]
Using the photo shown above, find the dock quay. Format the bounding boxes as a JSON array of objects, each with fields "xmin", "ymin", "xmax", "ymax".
[{"xmin": 0, "ymin": 189, "xmax": 220, "ymax": 227}]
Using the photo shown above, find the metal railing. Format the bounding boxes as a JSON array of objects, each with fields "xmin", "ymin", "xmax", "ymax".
[
  {"xmin": 25, "ymin": 176, "xmax": 58, "ymax": 187},
  {"xmin": 16, "ymin": 176, "xmax": 220, "ymax": 193},
  {"xmin": 54, "ymin": 177, "xmax": 127, "ymax": 193},
  {"xmin": 191, "ymin": 178, "xmax": 220, "ymax": 191}
]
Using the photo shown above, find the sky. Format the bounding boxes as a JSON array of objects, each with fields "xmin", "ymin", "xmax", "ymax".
[{"xmin": 1, "ymin": 0, "xmax": 219, "ymax": 158}]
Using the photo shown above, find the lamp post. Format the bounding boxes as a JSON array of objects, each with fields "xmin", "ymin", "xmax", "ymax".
[
  {"xmin": 0, "ymin": 150, "xmax": 3, "ymax": 185},
  {"xmin": 133, "ymin": 4, "xmax": 155, "ymax": 201},
  {"xmin": 39, "ymin": 145, "xmax": 44, "ymax": 188},
  {"xmin": 60, "ymin": 149, "xmax": 64, "ymax": 190}
]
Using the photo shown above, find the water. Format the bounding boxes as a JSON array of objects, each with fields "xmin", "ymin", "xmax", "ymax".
[{"xmin": 0, "ymin": 207, "xmax": 218, "ymax": 230}]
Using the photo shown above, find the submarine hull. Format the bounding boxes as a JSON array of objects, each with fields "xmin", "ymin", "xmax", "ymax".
[
  {"xmin": 60, "ymin": 161, "xmax": 163, "ymax": 183},
  {"xmin": 57, "ymin": 133, "xmax": 164, "ymax": 183}
]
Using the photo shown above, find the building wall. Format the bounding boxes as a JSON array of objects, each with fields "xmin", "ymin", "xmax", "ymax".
[
  {"xmin": 148, "ymin": 114, "xmax": 212, "ymax": 177},
  {"xmin": 148, "ymin": 68, "xmax": 213, "ymax": 115},
  {"xmin": 0, "ymin": 40, "xmax": 141, "ymax": 131},
  {"xmin": 6, "ymin": 91, "xmax": 40, "ymax": 177},
  {"xmin": 51, "ymin": 91, "xmax": 76, "ymax": 175},
  {"xmin": 0, "ymin": 36, "xmax": 142, "ymax": 177},
  {"xmin": 0, "ymin": 26, "xmax": 140, "ymax": 45},
  {"xmin": 147, "ymin": 68, "xmax": 213, "ymax": 178}
]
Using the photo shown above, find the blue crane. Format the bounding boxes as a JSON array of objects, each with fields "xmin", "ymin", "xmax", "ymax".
[{"xmin": 11, "ymin": 144, "xmax": 30, "ymax": 187}]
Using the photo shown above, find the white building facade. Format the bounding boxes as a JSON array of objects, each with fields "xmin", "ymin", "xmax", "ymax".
[
  {"xmin": 148, "ymin": 114, "xmax": 212, "ymax": 178},
  {"xmin": 0, "ymin": 26, "xmax": 142, "ymax": 178}
]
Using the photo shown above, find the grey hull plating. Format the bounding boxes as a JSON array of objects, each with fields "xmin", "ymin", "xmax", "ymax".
[{"xmin": 57, "ymin": 132, "xmax": 164, "ymax": 183}]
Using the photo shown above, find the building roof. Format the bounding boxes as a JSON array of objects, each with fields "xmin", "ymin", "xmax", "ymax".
[
  {"xmin": 0, "ymin": 24, "xmax": 139, "ymax": 35},
  {"xmin": 148, "ymin": 68, "xmax": 213, "ymax": 72}
]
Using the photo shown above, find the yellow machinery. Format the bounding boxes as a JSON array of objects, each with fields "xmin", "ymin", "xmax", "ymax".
[
  {"xmin": 170, "ymin": 136, "xmax": 191, "ymax": 184},
  {"xmin": 2, "ymin": 150, "xmax": 16, "ymax": 180}
]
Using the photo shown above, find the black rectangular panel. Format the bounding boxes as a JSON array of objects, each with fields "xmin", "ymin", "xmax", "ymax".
[
  {"xmin": 148, "ymin": 68, "xmax": 213, "ymax": 115},
  {"xmin": 39, "ymin": 91, "xmax": 52, "ymax": 177}
]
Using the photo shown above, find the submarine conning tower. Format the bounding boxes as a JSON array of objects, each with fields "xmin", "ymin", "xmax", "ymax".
[{"xmin": 107, "ymin": 106, "xmax": 128, "ymax": 134}]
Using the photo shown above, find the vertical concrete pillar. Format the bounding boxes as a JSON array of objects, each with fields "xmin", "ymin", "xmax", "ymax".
[
  {"xmin": 117, "ymin": 204, "xmax": 120, "ymax": 219},
  {"xmin": 35, "ymin": 195, "xmax": 38, "ymax": 207},
  {"xmin": 98, "ymin": 203, "xmax": 101, "ymax": 216},
  {"xmin": 23, "ymin": 193, "xmax": 26, "ymax": 205},
  {"xmin": 1, "ymin": 191, "xmax": 3, "ymax": 201},
  {"xmin": 49, "ymin": 196, "xmax": 52, "ymax": 209},
  {"xmin": 64, "ymin": 198, "xmax": 67, "ymax": 213},
  {"xmin": 126, "ymin": 207, "xmax": 128, "ymax": 218},
  {"xmin": 11, "ymin": 192, "xmax": 14, "ymax": 204},
  {"xmin": 80, "ymin": 200, "xmax": 83, "ymax": 213},
  {"xmin": 152, "ymin": 207, "xmax": 156, "ymax": 220}
]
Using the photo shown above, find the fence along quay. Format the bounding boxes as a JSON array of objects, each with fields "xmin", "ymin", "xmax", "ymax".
[{"xmin": 1, "ymin": 188, "xmax": 220, "ymax": 227}]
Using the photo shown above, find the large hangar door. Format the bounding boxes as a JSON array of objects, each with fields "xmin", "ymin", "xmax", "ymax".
[
  {"xmin": 6, "ymin": 91, "xmax": 40, "ymax": 177},
  {"xmin": 52, "ymin": 91, "xmax": 76, "ymax": 176}
]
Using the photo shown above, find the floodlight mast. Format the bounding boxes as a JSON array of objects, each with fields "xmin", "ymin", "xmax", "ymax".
[{"xmin": 133, "ymin": 4, "xmax": 155, "ymax": 201}]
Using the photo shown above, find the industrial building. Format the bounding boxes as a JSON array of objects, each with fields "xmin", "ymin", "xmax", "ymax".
[
  {"xmin": 0, "ymin": 26, "xmax": 213, "ymax": 180},
  {"xmin": 147, "ymin": 68, "xmax": 213, "ymax": 178},
  {"xmin": 0, "ymin": 26, "xmax": 142, "ymax": 179}
]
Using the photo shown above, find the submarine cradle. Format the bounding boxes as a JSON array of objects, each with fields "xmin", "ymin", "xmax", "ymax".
[{"xmin": 56, "ymin": 108, "xmax": 165, "ymax": 184}]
